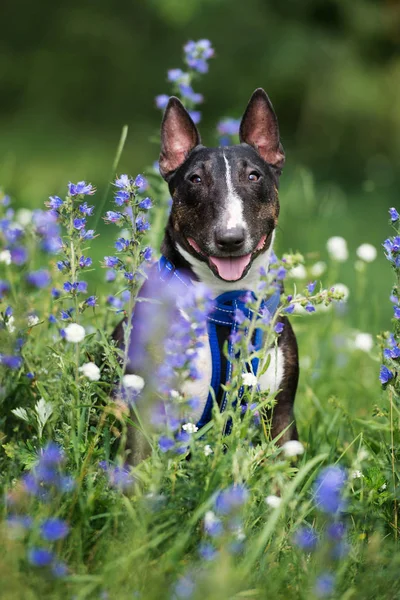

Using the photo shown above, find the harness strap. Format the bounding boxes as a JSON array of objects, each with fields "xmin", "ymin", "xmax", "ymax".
[{"xmin": 157, "ymin": 256, "xmax": 281, "ymax": 429}]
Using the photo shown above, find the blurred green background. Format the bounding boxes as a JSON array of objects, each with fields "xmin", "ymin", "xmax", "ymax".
[{"xmin": 1, "ymin": 0, "xmax": 399, "ymax": 328}]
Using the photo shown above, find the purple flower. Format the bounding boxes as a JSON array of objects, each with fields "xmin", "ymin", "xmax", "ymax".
[
  {"xmin": 51, "ymin": 288, "xmax": 60, "ymax": 298},
  {"xmin": 138, "ymin": 197, "xmax": 152, "ymax": 210},
  {"xmin": 77, "ymin": 281, "xmax": 87, "ymax": 293},
  {"xmin": 115, "ymin": 238, "xmax": 129, "ymax": 252},
  {"xmin": 47, "ymin": 196, "xmax": 63, "ymax": 210},
  {"xmin": 105, "ymin": 269, "xmax": 116, "ymax": 282},
  {"xmin": 155, "ymin": 94, "xmax": 169, "ymax": 109},
  {"xmin": 41, "ymin": 442, "xmax": 64, "ymax": 465},
  {"xmin": 104, "ymin": 211, "xmax": 123, "ymax": 224},
  {"xmin": 159, "ymin": 436, "xmax": 175, "ymax": 453},
  {"xmin": 6, "ymin": 515, "xmax": 33, "ymax": 530},
  {"xmin": 274, "ymin": 322, "xmax": 284, "ymax": 334},
  {"xmin": 189, "ymin": 110, "xmax": 201, "ymax": 124},
  {"xmin": 28, "ymin": 548, "xmax": 54, "ymax": 567},
  {"xmin": 79, "ymin": 202, "xmax": 94, "ymax": 216},
  {"xmin": 293, "ymin": 526, "xmax": 318, "ymax": 550},
  {"xmin": 307, "ymin": 281, "xmax": 317, "ymax": 293},
  {"xmin": 104, "ymin": 256, "xmax": 120, "ymax": 268},
  {"xmin": 134, "ymin": 174, "xmax": 148, "ymax": 191},
  {"xmin": 142, "ymin": 246, "xmax": 153, "ymax": 261},
  {"xmin": 115, "ymin": 190, "xmax": 130, "ymax": 206},
  {"xmin": 10, "ymin": 246, "xmax": 28, "ymax": 265},
  {"xmin": 234, "ymin": 309, "xmax": 246, "ymax": 325},
  {"xmin": 0, "ymin": 280, "xmax": 10, "ymax": 297},
  {"xmin": 73, "ymin": 218, "xmax": 86, "ymax": 230},
  {"xmin": 326, "ymin": 521, "xmax": 345, "ymax": 541},
  {"xmin": 167, "ymin": 68, "xmax": 186, "ymax": 82},
  {"xmin": 115, "ymin": 174, "xmax": 131, "ymax": 189},
  {"xmin": 229, "ymin": 330, "xmax": 242, "ymax": 344},
  {"xmin": 314, "ymin": 466, "xmax": 347, "ymax": 514},
  {"xmin": 305, "ymin": 303, "xmax": 316, "ymax": 313},
  {"xmin": 52, "ymin": 561, "xmax": 68, "ymax": 578},
  {"xmin": 389, "ymin": 207, "xmax": 399, "ymax": 222},
  {"xmin": 215, "ymin": 485, "xmax": 248, "ymax": 515},
  {"xmin": 314, "ymin": 573, "xmax": 335, "ymax": 598},
  {"xmin": 135, "ymin": 215, "xmax": 150, "ymax": 232},
  {"xmin": 380, "ymin": 365, "xmax": 393, "ymax": 384},
  {"xmin": 394, "ymin": 307, "xmax": 400, "ymax": 319},
  {"xmin": 26, "ymin": 270, "xmax": 50, "ymax": 288},
  {"xmin": 85, "ymin": 296, "xmax": 97, "ymax": 307},
  {"xmin": 40, "ymin": 518, "xmax": 69, "ymax": 541},
  {"xmin": 79, "ymin": 256, "xmax": 92, "ymax": 268},
  {"xmin": 101, "ymin": 463, "xmax": 134, "ymax": 490},
  {"xmin": 57, "ymin": 260, "xmax": 69, "ymax": 271},
  {"xmin": 217, "ymin": 118, "xmax": 241, "ymax": 136},
  {"xmin": 80, "ymin": 229, "xmax": 95, "ymax": 240},
  {"xmin": 68, "ymin": 181, "xmax": 95, "ymax": 196},
  {"xmin": 284, "ymin": 304, "xmax": 295, "ymax": 314},
  {"xmin": 198, "ymin": 542, "xmax": 217, "ymax": 561}
]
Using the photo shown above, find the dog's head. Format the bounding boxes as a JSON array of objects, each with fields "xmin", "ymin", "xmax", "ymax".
[{"xmin": 159, "ymin": 88, "xmax": 285, "ymax": 283}]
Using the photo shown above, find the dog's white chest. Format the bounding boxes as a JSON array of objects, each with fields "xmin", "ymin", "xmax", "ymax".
[{"xmin": 181, "ymin": 332, "xmax": 285, "ymax": 422}]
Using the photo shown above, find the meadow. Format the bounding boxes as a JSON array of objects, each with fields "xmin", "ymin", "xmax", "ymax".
[{"xmin": 0, "ymin": 40, "xmax": 400, "ymax": 600}]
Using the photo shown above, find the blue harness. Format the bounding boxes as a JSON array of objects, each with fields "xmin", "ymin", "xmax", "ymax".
[{"xmin": 158, "ymin": 256, "xmax": 281, "ymax": 429}]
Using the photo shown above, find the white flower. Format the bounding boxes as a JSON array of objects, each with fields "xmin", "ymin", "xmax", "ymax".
[
  {"xmin": 64, "ymin": 323, "xmax": 86, "ymax": 343},
  {"xmin": 204, "ymin": 511, "xmax": 221, "ymax": 535},
  {"xmin": 333, "ymin": 283, "xmax": 350, "ymax": 301},
  {"xmin": 204, "ymin": 444, "xmax": 213, "ymax": 456},
  {"xmin": 242, "ymin": 372, "xmax": 258, "ymax": 387},
  {"xmin": 351, "ymin": 470, "xmax": 363, "ymax": 479},
  {"xmin": 354, "ymin": 332, "xmax": 373, "ymax": 352},
  {"xmin": 122, "ymin": 374, "xmax": 145, "ymax": 392},
  {"xmin": 0, "ymin": 250, "xmax": 11, "ymax": 265},
  {"xmin": 265, "ymin": 495, "xmax": 282, "ymax": 508},
  {"xmin": 327, "ymin": 236, "xmax": 348, "ymax": 262},
  {"xmin": 27, "ymin": 315, "xmax": 39, "ymax": 327},
  {"xmin": 170, "ymin": 390, "xmax": 180, "ymax": 399},
  {"xmin": 289, "ymin": 264, "xmax": 307, "ymax": 279},
  {"xmin": 182, "ymin": 422, "xmax": 198, "ymax": 434},
  {"xmin": 282, "ymin": 440, "xmax": 305, "ymax": 457},
  {"xmin": 310, "ymin": 261, "xmax": 326, "ymax": 277},
  {"xmin": 16, "ymin": 208, "xmax": 32, "ymax": 226},
  {"xmin": 379, "ymin": 483, "xmax": 387, "ymax": 491},
  {"xmin": 79, "ymin": 362, "xmax": 101, "ymax": 381},
  {"xmin": 356, "ymin": 243, "xmax": 377, "ymax": 263},
  {"xmin": 6, "ymin": 316, "xmax": 15, "ymax": 333}
]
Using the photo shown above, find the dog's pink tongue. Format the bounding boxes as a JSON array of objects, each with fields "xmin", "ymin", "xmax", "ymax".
[{"xmin": 209, "ymin": 254, "xmax": 251, "ymax": 281}]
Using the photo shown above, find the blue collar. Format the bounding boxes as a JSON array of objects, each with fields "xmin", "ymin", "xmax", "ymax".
[{"xmin": 157, "ymin": 255, "xmax": 281, "ymax": 430}]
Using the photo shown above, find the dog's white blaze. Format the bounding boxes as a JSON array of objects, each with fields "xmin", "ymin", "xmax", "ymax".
[
  {"xmin": 181, "ymin": 334, "xmax": 212, "ymax": 419},
  {"xmin": 223, "ymin": 153, "xmax": 245, "ymax": 230},
  {"xmin": 258, "ymin": 346, "xmax": 285, "ymax": 395}
]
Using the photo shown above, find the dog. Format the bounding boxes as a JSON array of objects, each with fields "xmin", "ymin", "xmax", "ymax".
[{"xmin": 114, "ymin": 88, "xmax": 299, "ymax": 463}]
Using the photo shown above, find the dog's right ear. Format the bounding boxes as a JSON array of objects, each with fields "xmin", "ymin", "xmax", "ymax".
[{"xmin": 159, "ymin": 97, "xmax": 201, "ymax": 180}]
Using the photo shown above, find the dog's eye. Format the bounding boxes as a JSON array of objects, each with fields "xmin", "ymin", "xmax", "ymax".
[
  {"xmin": 190, "ymin": 174, "xmax": 202, "ymax": 184},
  {"xmin": 248, "ymin": 171, "xmax": 260, "ymax": 182}
]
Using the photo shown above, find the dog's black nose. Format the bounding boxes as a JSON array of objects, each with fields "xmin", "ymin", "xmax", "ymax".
[{"xmin": 215, "ymin": 226, "xmax": 246, "ymax": 252}]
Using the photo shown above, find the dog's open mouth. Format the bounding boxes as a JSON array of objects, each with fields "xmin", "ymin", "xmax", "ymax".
[{"xmin": 187, "ymin": 235, "xmax": 268, "ymax": 281}]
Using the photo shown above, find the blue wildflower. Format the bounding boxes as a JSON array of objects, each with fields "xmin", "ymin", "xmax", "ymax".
[
  {"xmin": 6, "ymin": 515, "xmax": 33, "ymax": 530},
  {"xmin": 41, "ymin": 442, "xmax": 64, "ymax": 465},
  {"xmin": 284, "ymin": 304, "xmax": 295, "ymax": 314},
  {"xmin": 314, "ymin": 573, "xmax": 335, "ymax": 598},
  {"xmin": 305, "ymin": 303, "xmax": 316, "ymax": 313},
  {"xmin": 85, "ymin": 296, "xmax": 97, "ymax": 307},
  {"xmin": 167, "ymin": 68, "xmax": 186, "ymax": 82},
  {"xmin": 68, "ymin": 181, "xmax": 95, "ymax": 196},
  {"xmin": 142, "ymin": 246, "xmax": 153, "ymax": 261},
  {"xmin": 217, "ymin": 118, "xmax": 241, "ymax": 137},
  {"xmin": 314, "ymin": 466, "xmax": 347, "ymax": 514},
  {"xmin": 104, "ymin": 211, "xmax": 123, "ymax": 224},
  {"xmin": 51, "ymin": 288, "xmax": 60, "ymax": 299},
  {"xmin": 40, "ymin": 518, "xmax": 69, "ymax": 541},
  {"xmin": 57, "ymin": 260, "xmax": 69, "ymax": 271},
  {"xmin": 326, "ymin": 521, "xmax": 346, "ymax": 541},
  {"xmin": 77, "ymin": 281, "xmax": 87, "ymax": 293},
  {"xmin": 105, "ymin": 269, "xmax": 116, "ymax": 282},
  {"xmin": 198, "ymin": 542, "xmax": 217, "ymax": 561},
  {"xmin": 73, "ymin": 218, "xmax": 86, "ymax": 230},
  {"xmin": 234, "ymin": 309, "xmax": 246, "ymax": 325},
  {"xmin": 159, "ymin": 436, "xmax": 175, "ymax": 453},
  {"xmin": 80, "ymin": 229, "xmax": 95, "ymax": 240},
  {"xmin": 307, "ymin": 281, "xmax": 317, "ymax": 294},
  {"xmin": 26, "ymin": 270, "xmax": 51, "ymax": 288},
  {"xmin": 135, "ymin": 216, "xmax": 150, "ymax": 232},
  {"xmin": 380, "ymin": 365, "xmax": 393, "ymax": 384},
  {"xmin": 26, "ymin": 371, "xmax": 35, "ymax": 378},
  {"xmin": 274, "ymin": 322, "xmax": 284, "ymax": 334},
  {"xmin": 10, "ymin": 246, "xmax": 28, "ymax": 265},
  {"xmin": 389, "ymin": 207, "xmax": 399, "ymax": 222},
  {"xmin": 114, "ymin": 190, "xmax": 130, "ymax": 206},
  {"xmin": 47, "ymin": 196, "xmax": 63, "ymax": 210},
  {"xmin": 28, "ymin": 548, "xmax": 54, "ymax": 567},
  {"xmin": 0, "ymin": 280, "xmax": 10, "ymax": 297},
  {"xmin": 115, "ymin": 238, "xmax": 129, "ymax": 252},
  {"xmin": 215, "ymin": 485, "xmax": 248, "ymax": 515},
  {"xmin": 79, "ymin": 255, "xmax": 92, "ymax": 268},
  {"xmin": 52, "ymin": 562, "xmax": 68, "ymax": 578},
  {"xmin": 138, "ymin": 197, "xmax": 152, "ymax": 210},
  {"xmin": 293, "ymin": 526, "xmax": 318, "ymax": 550},
  {"xmin": 174, "ymin": 574, "xmax": 195, "ymax": 599},
  {"xmin": 79, "ymin": 202, "xmax": 94, "ymax": 216},
  {"xmin": 394, "ymin": 307, "xmax": 400, "ymax": 319},
  {"xmin": 155, "ymin": 94, "xmax": 169, "ymax": 109},
  {"xmin": 134, "ymin": 174, "xmax": 148, "ymax": 191},
  {"xmin": 115, "ymin": 174, "xmax": 131, "ymax": 189},
  {"xmin": 189, "ymin": 110, "xmax": 201, "ymax": 124}
]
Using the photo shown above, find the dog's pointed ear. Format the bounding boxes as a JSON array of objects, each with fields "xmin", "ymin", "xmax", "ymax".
[
  {"xmin": 159, "ymin": 97, "xmax": 201, "ymax": 179},
  {"xmin": 239, "ymin": 88, "xmax": 285, "ymax": 170}
]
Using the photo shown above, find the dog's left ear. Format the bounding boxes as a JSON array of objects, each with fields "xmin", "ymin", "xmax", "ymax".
[
  {"xmin": 239, "ymin": 88, "xmax": 285, "ymax": 170},
  {"xmin": 159, "ymin": 97, "xmax": 201, "ymax": 180}
]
